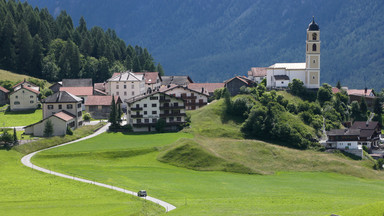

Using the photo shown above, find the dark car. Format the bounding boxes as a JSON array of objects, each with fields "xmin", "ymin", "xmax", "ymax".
[{"xmin": 137, "ymin": 190, "xmax": 147, "ymax": 197}]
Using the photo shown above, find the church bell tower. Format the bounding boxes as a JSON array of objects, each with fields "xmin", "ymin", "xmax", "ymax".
[{"xmin": 306, "ymin": 17, "xmax": 320, "ymax": 88}]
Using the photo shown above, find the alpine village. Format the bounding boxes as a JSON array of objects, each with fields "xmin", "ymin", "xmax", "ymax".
[{"xmin": 1, "ymin": 1, "xmax": 384, "ymax": 216}]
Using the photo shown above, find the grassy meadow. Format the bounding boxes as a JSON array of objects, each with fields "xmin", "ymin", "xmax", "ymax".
[
  {"xmin": 0, "ymin": 69, "xmax": 48, "ymax": 83},
  {"xmin": 0, "ymin": 109, "xmax": 42, "ymax": 127},
  {"xmin": 0, "ymin": 149, "xmax": 164, "ymax": 216}
]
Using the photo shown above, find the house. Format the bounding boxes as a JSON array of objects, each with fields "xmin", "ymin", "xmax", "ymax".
[
  {"xmin": 267, "ymin": 18, "xmax": 320, "ymax": 89},
  {"xmin": 326, "ymin": 129, "xmax": 361, "ymax": 150},
  {"xmin": 160, "ymin": 85, "xmax": 208, "ymax": 110},
  {"xmin": 133, "ymin": 72, "xmax": 162, "ymax": 94},
  {"xmin": 224, "ymin": 76, "xmax": 256, "ymax": 96},
  {"xmin": 247, "ymin": 67, "xmax": 267, "ymax": 84},
  {"xmin": 41, "ymin": 91, "xmax": 83, "ymax": 128},
  {"xmin": 0, "ymin": 86, "xmax": 9, "ymax": 106},
  {"xmin": 161, "ymin": 76, "xmax": 193, "ymax": 87},
  {"xmin": 188, "ymin": 83, "xmax": 224, "ymax": 97},
  {"xmin": 24, "ymin": 111, "xmax": 77, "ymax": 137},
  {"xmin": 350, "ymin": 121, "xmax": 381, "ymax": 149},
  {"xmin": 9, "ymin": 84, "xmax": 40, "ymax": 111},
  {"xmin": 59, "ymin": 86, "xmax": 94, "ymax": 109},
  {"xmin": 94, "ymin": 82, "xmax": 106, "ymax": 92},
  {"xmin": 105, "ymin": 71, "xmax": 146, "ymax": 106},
  {"xmin": 13, "ymin": 79, "xmax": 39, "ymax": 92},
  {"xmin": 85, "ymin": 95, "xmax": 122, "ymax": 119},
  {"xmin": 49, "ymin": 82, "xmax": 62, "ymax": 93},
  {"xmin": 126, "ymin": 92, "xmax": 186, "ymax": 132}
]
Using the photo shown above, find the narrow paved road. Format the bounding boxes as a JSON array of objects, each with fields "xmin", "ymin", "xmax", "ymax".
[{"xmin": 20, "ymin": 123, "xmax": 176, "ymax": 212}]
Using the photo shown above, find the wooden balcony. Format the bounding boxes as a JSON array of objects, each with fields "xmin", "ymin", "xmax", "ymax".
[
  {"xmin": 160, "ymin": 105, "xmax": 185, "ymax": 110},
  {"xmin": 160, "ymin": 113, "xmax": 186, "ymax": 117},
  {"xmin": 131, "ymin": 107, "xmax": 143, "ymax": 111}
]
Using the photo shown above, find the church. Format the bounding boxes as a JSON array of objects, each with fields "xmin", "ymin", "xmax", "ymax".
[{"xmin": 266, "ymin": 18, "xmax": 320, "ymax": 89}]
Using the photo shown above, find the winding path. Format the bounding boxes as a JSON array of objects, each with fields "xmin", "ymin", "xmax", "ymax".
[{"xmin": 20, "ymin": 123, "xmax": 176, "ymax": 212}]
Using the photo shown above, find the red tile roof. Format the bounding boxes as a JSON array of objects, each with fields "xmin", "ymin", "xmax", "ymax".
[
  {"xmin": 134, "ymin": 72, "xmax": 161, "ymax": 84},
  {"xmin": 54, "ymin": 111, "xmax": 76, "ymax": 122},
  {"xmin": 94, "ymin": 82, "xmax": 105, "ymax": 91},
  {"xmin": 332, "ymin": 87, "xmax": 340, "ymax": 94},
  {"xmin": 347, "ymin": 89, "xmax": 374, "ymax": 96},
  {"xmin": 60, "ymin": 87, "xmax": 93, "ymax": 96},
  {"xmin": 85, "ymin": 95, "xmax": 121, "ymax": 106},
  {"xmin": 0, "ymin": 86, "xmax": 9, "ymax": 93},
  {"xmin": 23, "ymin": 85, "xmax": 40, "ymax": 94},
  {"xmin": 12, "ymin": 80, "xmax": 38, "ymax": 89},
  {"xmin": 188, "ymin": 83, "xmax": 224, "ymax": 94}
]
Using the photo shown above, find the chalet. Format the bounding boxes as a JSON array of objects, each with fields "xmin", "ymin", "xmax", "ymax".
[
  {"xmin": 85, "ymin": 95, "xmax": 122, "ymax": 119},
  {"xmin": 160, "ymin": 85, "xmax": 208, "ymax": 110},
  {"xmin": 161, "ymin": 76, "xmax": 193, "ymax": 87},
  {"xmin": 134, "ymin": 72, "xmax": 162, "ymax": 94},
  {"xmin": 127, "ymin": 92, "xmax": 186, "ymax": 132},
  {"xmin": 59, "ymin": 86, "xmax": 93, "ymax": 109},
  {"xmin": 9, "ymin": 84, "xmax": 40, "ymax": 111},
  {"xmin": 0, "ymin": 86, "xmax": 9, "ymax": 106},
  {"xmin": 42, "ymin": 91, "xmax": 83, "ymax": 128},
  {"xmin": 105, "ymin": 71, "xmax": 146, "ymax": 106},
  {"xmin": 188, "ymin": 83, "xmax": 224, "ymax": 97},
  {"xmin": 247, "ymin": 67, "xmax": 267, "ymax": 84},
  {"xmin": 350, "ymin": 121, "xmax": 381, "ymax": 149},
  {"xmin": 224, "ymin": 76, "xmax": 256, "ymax": 96}
]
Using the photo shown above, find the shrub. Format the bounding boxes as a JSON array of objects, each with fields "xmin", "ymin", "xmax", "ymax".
[
  {"xmin": 66, "ymin": 126, "xmax": 73, "ymax": 135},
  {"xmin": 286, "ymin": 103, "xmax": 297, "ymax": 114},
  {"xmin": 121, "ymin": 124, "xmax": 133, "ymax": 132},
  {"xmin": 83, "ymin": 112, "xmax": 92, "ymax": 121},
  {"xmin": 43, "ymin": 119, "xmax": 53, "ymax": 137},
  {"xmin": 155, "ymin": 118, "xmax": 166, "ymax": 133}
]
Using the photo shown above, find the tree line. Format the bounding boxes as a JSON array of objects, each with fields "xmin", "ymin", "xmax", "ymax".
[{"xmin": 0, "ymin": 0, "xmax": 164, "ymax": 83}]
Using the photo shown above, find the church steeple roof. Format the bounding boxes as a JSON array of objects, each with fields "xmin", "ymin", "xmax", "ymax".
[{"xmin": 308, "ymin": 17, "xmax": 319, "ymax": 31}]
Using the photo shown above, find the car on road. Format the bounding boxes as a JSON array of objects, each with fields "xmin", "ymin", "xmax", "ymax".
[{"xmin": 137, "ymin": 190, "xmax": 147, "ymax": 197}]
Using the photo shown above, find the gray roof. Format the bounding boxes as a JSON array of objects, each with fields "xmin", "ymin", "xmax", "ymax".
[
  {"xmin": 108, "ymin": 71, "xmax": 143, "ymax": 82},
  {"xmin": 327, "ymin": 129, "xmax": 360, "ymax": 136},
  {"xmin": 162, "ymin": 76, "xmax": 193, "ymax": 86},
  {"xmin": 42, "ymin": 91, "xmax": 82, "ymax": 103},
  {"xmin": 62, "ymin": 79, "xmax": 92, "ymax": 87}
]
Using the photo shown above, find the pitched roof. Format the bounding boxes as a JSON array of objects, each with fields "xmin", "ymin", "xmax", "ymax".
[
  {"xmin": 62, "ymin": 78, "xmax": 92, "ymax": 87},
  {"xmin": 12, "ymin": 80, "xmax": 38, "ymax": 89},
  {"xmin": 248, "ymin": 67, "xmax": 268, "ymax": 77},
  {"xmin": 161, "ymin": 76, "xmax": 193, "ymax": 86},
  {"xmin": 269, "ymin": 63, "xmax": 306, "ymax": 70},
  {"xmin": 350, "ymin": 121, "xmax": 379, "ymax": 130},
  {"xmin": 332, "ymin": 87, "xmax": 340, "ymax": 94},
  {"xmin": 43, "ymin": 91, "xmax": 82, "ymax": 103},
  {"xmin": 54, "ymin": 110, "xmax": 76, "ymax": 121},
  {"xmin": 93, "ymin": 88, "xmax": 107, "ymax": 95},
  {"xmin": 160, "ymin": 85, "xmax": 209, "ymax": 96},
  {"xmin": 134, "ymin": 72, "xmax": 161, "ymax": 84},
  {"xmin": 327, "ymin": 129, "xmax": 360, "ymax": 136},
  {"xmin": 10, "ymin": 84, "xmax": 40, "ymax": 95},
  {"xmin": 108, "ymin": 71, "xmax": 143, "ymax": 82},
  {"xmin": 188, "ymin": 83, "xmax": 224, "ymax": 94},
  {"xmin": 0, "ymin": 86, "xmax": 10, "ymax": 93},
  {"xmin": 94, "ymin": 82, "xmax": 105, "ymax": 91},
  {"xmin": 60, "ymin": 87, "xmax": 94, "ymax": 96},
  {"xmin": 225, "ymin": 76, "xmax": 255, "ymax": 85},
  {"xmin": 85, "ymin": 95, "xmax": 121, "ymax": 106},
  {"xmin": 347, "ymin": 89, "xmax": 374, "ymax": 96}
]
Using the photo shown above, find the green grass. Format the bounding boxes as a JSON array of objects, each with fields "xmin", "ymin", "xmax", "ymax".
[
  {"xmin": 0, "ymin": 149, "xmax": 164, "ymax": 216},
  {"xmin": 33, "ymin": 133, "xmax": 384, "ymax": 215},
  {"xmin": 276, "ymin": 90, "xmax": 304, "ymax": 105},
  {"xmin": 0, "ymin": 69, "xmax": 47, "ymax": 83},
  {"xmin": 334, "ymin": 201, "xmax": 384, "ymax": 216},
  {"xmin": 0, "ymin": 109, "xmax": 42, "ymax": 127},
  {"xmin": 13, "ymin": 123, "xmax": 106, "ymax": 155}
]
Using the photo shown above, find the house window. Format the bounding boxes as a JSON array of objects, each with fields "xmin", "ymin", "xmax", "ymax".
[
  {"xmin": 30, "ymin": 95, "xmax": 34, "ymax": 98},
  {"xmin": 169, "ymin": 117, "xmax": 174, "ymax": 122},
  {"xmin": 152, "ymin": 118, "xmax": 157, "ymax": 123},
  {"xmin": 30, "ymin": 100, "xmax": 34, "ymax": 103},
  {"xmin": 144, "ymin": 111, "xmax": 147, "ymax": 115},
  {"xmin": 312, "ymin": 44, "xmax": 317, "ymax": 51},
  {"xmin": 59, "ymin": 105, "xmax": 62, "ymax": 109},
  {"xmin": 78, "ymin": 111, "xmax": 82, "ymax": 117},
  {"xmin": 150, "ymin": 96, "xmax": 158, "ymax": 100},
  {"xmin": 67, "ymin": 104, "xmax": 73, "ymax": 109},
  {"xmin": 116, "ymin": 91, "xmax": 119, "ymax": 95},
  {"xmin": 144, "ymin": 119, "xmax": 149, "ymax": 123},
  {"xmin": 313, "ymin": 60, "xmax": 316, "ymax": 63},
  {"xmin": 78, "ymin": 103, "xmax": 81, "ymax": 108},
  {"xmin": 152, "ymin": 111, "xmax": 157, "ymax": 114},
  {"xmin": 116, "ymin": 85, "xmax": 119, "ymax": 89},
  {"xmin": 14, "ymin": 101, "xmax": 20, "ymax": 105},
  {"xmin": 124, "ymin": 92, "xmax": 127, "ymax": 96},
  {"xmin": 137, "ymin": 119, "xmax": 141, "ymax": 123},
  {"xmin": 177, "ymin": 117, "xmax": 181, "ymax": 122},
  {"xmin": 174, "ymin": 102, "xmax": 178, "ymax": 107},
  {"xmin": 313, "ymin": 76, "xmax": 315, "ymax": 79},
  {"xmin": 152, "ymin": 103, "xmax": 157, "ymax": 107},
  {"xmin": 124, "ymin": 85, "xmax": 127, "ymax": 89},
  {"xmin": 48, "ymin": 105, "xmax": 54, "ymax": 109},
  {"xmin": 132, "ymin": 91, "xmax": 134, "ymax": 96},
  {"xmin": 144, "ymin": 104, "xmax": 147, "ymax": 107},
  {"xmin": 348, "ymin": 143, "xmax": 351, "ymax": 146},
  {"xmin": 15, "ymin": 96, "xmax": 18, "ymax": 99}
]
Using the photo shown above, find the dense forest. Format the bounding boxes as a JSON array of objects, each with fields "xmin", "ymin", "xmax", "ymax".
[
  {"xmin": 25, "ymin": 0, "xmax": 384, "ymax": 90},
  {"xmin": 0, "ymin": 0, "xmax": 163, "ymax": 83}
]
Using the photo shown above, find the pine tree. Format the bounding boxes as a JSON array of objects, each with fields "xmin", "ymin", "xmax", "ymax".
[
  {"xmin": 133, "ymin": 56, "xmax": 141, "ymax": 72},
  {"xmin": 43, "ymin": 119, "xmax": 54, "ymax": 137},
  {"xmin": 336, "ymin": 81, "xmax": 341, "ymax": 89},
  {"xmin": 157, "ymin": 63, "xmax": 165, "ymax": 76},
  {"xmin": 13, "ymin": 127, "xmax": 18, "ymax": 145},
  {"xmin": 109, "ymin": 95, "xmax": 117, "ymax": 126},
  {"xmin": 360, "ymin": 97, "xmax": 368, "ymax": 118},
  {"xmin": 15, "ymin": 20, "xmax": 33, "ymax": 74},
  {"xmin": 0, "ymin": 13, "xmax": 17, "ymax": 70},
  {"xmin": 31, "ymin": 34, "xmax": 44, "ymax": 77}
]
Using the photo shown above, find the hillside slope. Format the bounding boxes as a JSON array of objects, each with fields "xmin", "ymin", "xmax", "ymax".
[{"xmin": 26, "ymin": 0, "xmax": 384, "ymax": 90}]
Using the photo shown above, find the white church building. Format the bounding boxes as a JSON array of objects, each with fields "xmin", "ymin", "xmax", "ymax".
[{"xmin": 267, "ymin": 18, "xmax": 320, "ymax": 89}]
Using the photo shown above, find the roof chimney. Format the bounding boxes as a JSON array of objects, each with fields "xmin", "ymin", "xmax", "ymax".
[{"xmin": 365, "ymin": 87, "xmax": 368, "ymax": 96}]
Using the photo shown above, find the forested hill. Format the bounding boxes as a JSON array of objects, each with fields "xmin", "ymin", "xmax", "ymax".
[
  {"xmin": 0, "ymin": 0, "xmax": 163, "ymax": 83},
  {"xmin": 25, "ymin": 0, "xmax": 384, "ymax": 90}
]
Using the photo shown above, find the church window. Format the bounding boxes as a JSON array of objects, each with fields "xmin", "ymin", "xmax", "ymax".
[
  {"xmin": 312, "ymin": 33, "xmax": 317, "ymax": 40},
  {"xmin": 312, "ymin": 44, "xmax": 317, "ymax": 51},
  {"xmin": 313, "ymin": 60, "xmax": 316, "ymax": 63},
  {"xmin": 313, "ymin": 76, "xmax": 315, "ymax": 79}
]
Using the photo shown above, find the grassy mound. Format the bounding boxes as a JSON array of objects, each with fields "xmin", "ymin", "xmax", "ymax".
[
  {"xmin": 157, "ymin": 138, "xmax": 253, "ymax": 174},
  {"xmin": 0, "ymin": 69, "xmax": 47, "ymax": 83}
]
